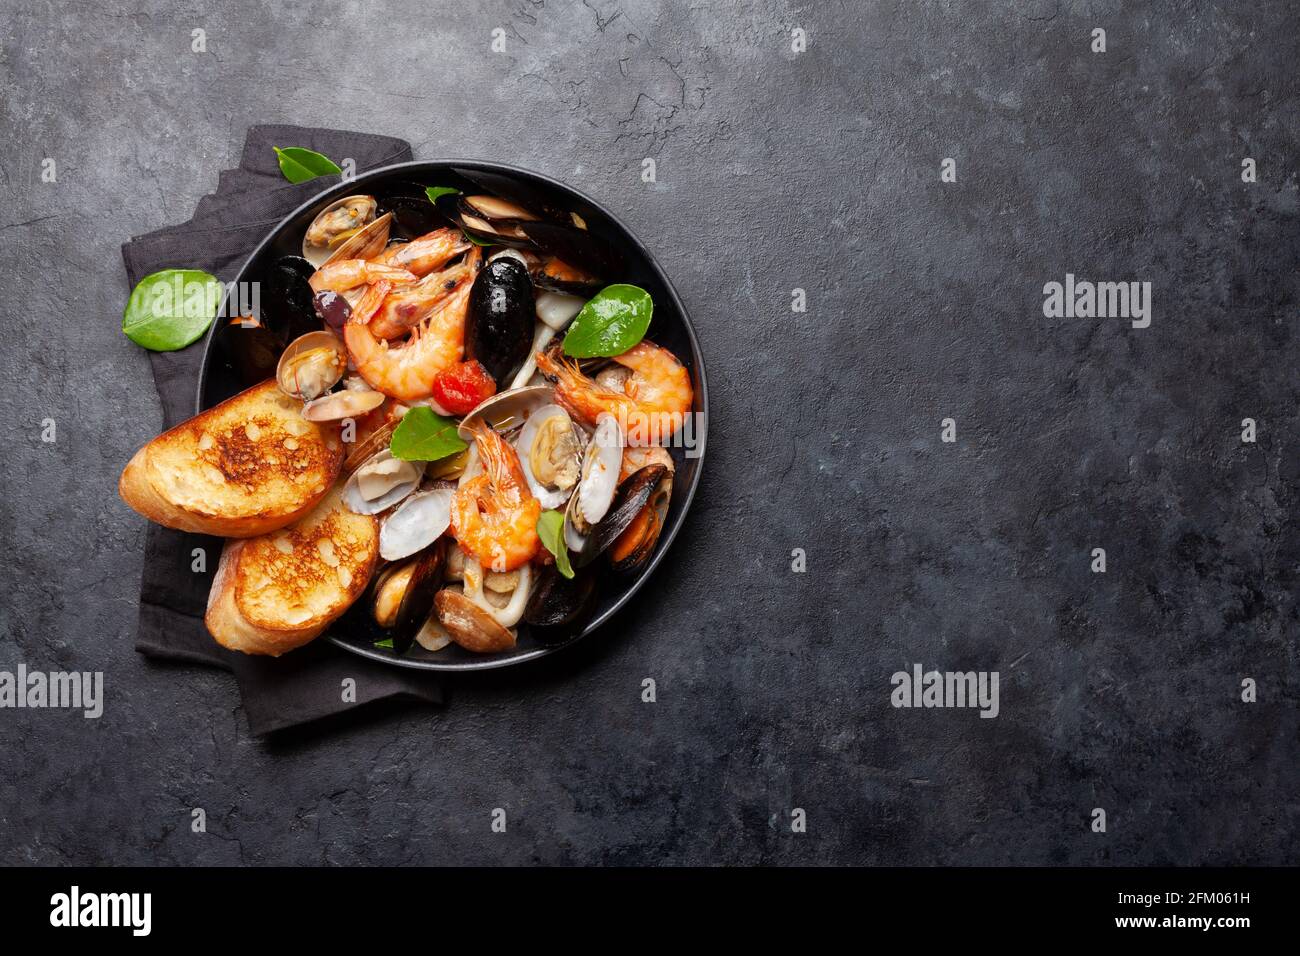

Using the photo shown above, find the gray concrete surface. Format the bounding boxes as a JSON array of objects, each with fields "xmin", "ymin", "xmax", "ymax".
[{"xmin": 1, "ymin": 0, "xmax": 1296, "ymax": 864}]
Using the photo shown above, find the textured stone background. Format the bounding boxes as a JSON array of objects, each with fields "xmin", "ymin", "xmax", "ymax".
[{"xmin": 1, "ymin": 0, "xmax": 1296, "ymax": 865}]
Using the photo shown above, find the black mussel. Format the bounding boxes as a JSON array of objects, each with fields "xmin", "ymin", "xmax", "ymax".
[
  {"xmin": 456, "ymin": 195, "xmax": 535, "ymax": 247},
  {"xmin": 390, "ymin": 540, "xmax": 447, "ymax": 654},
  {"xmin": 524, "ymin": 564, "xmax": 597, "ymax": 628},
  {"xmin": 452, "ymin": 169, "xmax": 570, "ymax": 223},
  {"xmin": 465, "ymin": 257, "xmax": 535, "ymax": 383},
  {"xmin": 381, "ymin": 191, "xmax": 449, "ymax": 241},
  {"xmin": 262, "ymin": 256, "xmax": 318, "ymax": 341},
  {"xmin": 313, "ymin": 290, "xmax": 351, "ymax": 330},
  {"xmin": 531, "ymin": 255, "xmax": 603, "ymax": 297},
  {"xmin": 576, "ymin": 464, "xmax": 669, "ymax": 569},
  {"xmin": 519, "ymin": 220, "xmax": 622, "ymax": 279},
  {"xmin": 525, "ymin": 565, "xmax": 598, "ymax": 645}
]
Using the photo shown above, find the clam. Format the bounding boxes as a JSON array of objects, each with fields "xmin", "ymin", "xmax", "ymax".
[
  {"xmin": 563, "ymin": 413, "xmax": 623, "ymax": 552},
  {"xmin": 576, "ymin": 464, "xmax": 670, "ymax": 570},
  {"xmin": 344, "ymin": 417, "xmax": 397, "ymax": 473},
  {"xmin": 435, "ymin": 587, "xmax": 517, "ymax": 653},
  {"xmin": 465, "ymin": 257, "xmax": 535, "ymax": 383},
  {"xmin": 457, "ymin": 385, "xmax": 553, "ymax": 440},
  {"xmin": 302, "ymin": 195, "xmax": 379, "ymax": 267},
  {"xmin": 301, "ymin": 388, "xmax": 386, "ymax": 422},
  {"xmin": 515, "ymin": 404, "xmax": 582, "ymax": 509},
  {"xmin": 343, "ymin": 448, "xmax": 421, "ymax": 515},
  {"xmin": 324, "ymin": 212, "xmax": 393, "ymax": 266},
  {"xmin": 379, "ymin": 487, "xmax": 454, "ymax": 561},
  {"xmin": 276, "ymin": 331, "xmax": 347, "ymax": 401}
]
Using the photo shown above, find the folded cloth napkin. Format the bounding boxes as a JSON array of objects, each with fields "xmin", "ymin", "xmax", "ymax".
[{"xmin": 122, "ymin": 125, "xmax": 442, "ymax": 735}]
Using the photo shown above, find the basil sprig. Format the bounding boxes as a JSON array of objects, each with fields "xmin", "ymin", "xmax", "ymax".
[
  {"xmin": 536, "ymin": 510, "xmax": 574, "ymax": 579},
  {"xmin": 390, "ymin": 407, "xmax": 469, "ymax": 462},
  {"xmin": 122, "ymin": 269, "xmax": 224, "ymax": 351},
  {"xmin": 562, "ymin": 284, "xmax": 653, "ymax": 358},
  {"xmin": 274, "ymin": 146, "xmax": 342, "ymax": 183}
]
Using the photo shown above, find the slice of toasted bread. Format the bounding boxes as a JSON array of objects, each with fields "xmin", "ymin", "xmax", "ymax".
[
  {"xmin": 119, "ymin": 379, "xmax": 344, "ymax": 537},
  {"xmin": 205, "ymin": 484, "xmax": 379, "ymax": 656}
]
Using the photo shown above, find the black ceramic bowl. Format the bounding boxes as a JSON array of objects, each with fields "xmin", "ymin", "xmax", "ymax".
[{"xmin": 198, "ymin": 161, "xmax": 707, "ymax": 671}]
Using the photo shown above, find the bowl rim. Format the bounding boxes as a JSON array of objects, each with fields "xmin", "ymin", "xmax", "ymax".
[{"xmin": 196, "ymin": 158, "xmax": 708, "ymax": 672}]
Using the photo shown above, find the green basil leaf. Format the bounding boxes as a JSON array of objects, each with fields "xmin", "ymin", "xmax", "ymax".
[
  {"xmin": 390, "ymin": 406, "xmax": 469, "ymax": 462},
  {"xmin": 374, "ymin": 637, "xmax": 394, "ymax": 649},
  {"xmin": 122, "ymin": 269, "xmax": 224, "ymax": 351},
  {"xmin": 274, "ymin": 146, "xmax": 342, "ymax": 183},
  {"xmin": 536, "ymin": 510, "xmax": 575, "ymax": 579},
  {"xmin": 561, "ymin": 284, "xmax": 653, "ymax": 358}
]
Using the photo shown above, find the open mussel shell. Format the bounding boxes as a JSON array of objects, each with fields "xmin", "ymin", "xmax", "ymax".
[
  {"xmin": 301, "ymin": 387, "xmax": 385, "ymax": 422},
  {"xmin": 453, "ymin": 169, "xmax": 571, "ymax": 224},
  {"xmin": 606, "ymin": 467, "xmax": 673, "ymax": 573},
  {"xmin": 457, "ymin": 385, "xmax": 553, "ymax": 440},
  {"xmin": 391, "ymin": 540, "xmax": 447, "ymax": 654},
  {"xmin": 343, "ymin": 448, "xmax": 422, "ymax": 515},
  {"xmin": 379, "ymin": 487, "xmax": 454, "ymax": 561},
  {"xmin": 302, "ymin": 195, "xmax": 378, "ymax": 267},
  {"xmin": 456, "ymin": 199, "xmax": 533, "ymax": 248},
  {"xmin": 523, "ymin": 564, "xmax": 597, "ymax": 643},
  {"xmin": 532, "ymin": 257, "xmax": 602, "ymax": 298},
  {"xmin": 575, "ymin": 463, "xmax": 669, "ymax": 569},
  {"xmin": 520, "ymin": 220, "xmax": 622, "ymax": 280},
  {"xmin": 465, "ymin": 257, "xmax": 535, "ymax": 383},
  {"xmin": 275, "ymin": 331, "xmax": 347, "ymax": 400}
]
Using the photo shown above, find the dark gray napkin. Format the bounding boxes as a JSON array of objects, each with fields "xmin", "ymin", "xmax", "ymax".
[{"xmin": 122, "ymin": 125, "xmax": 442, "ymax": 735}]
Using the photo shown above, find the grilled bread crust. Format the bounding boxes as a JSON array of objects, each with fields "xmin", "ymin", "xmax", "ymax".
[
  {"xmin": 119, "ymin": 379, "xmax": 344, "ymax": 538},
  {"xmin": 205, "ymin": 485, "xmax": 379, "ymax": 656}
]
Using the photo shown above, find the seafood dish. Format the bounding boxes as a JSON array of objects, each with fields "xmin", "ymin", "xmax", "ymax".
[{"xmin": 120, "ymin": 166, "xmax": 704, "ymax": 664}]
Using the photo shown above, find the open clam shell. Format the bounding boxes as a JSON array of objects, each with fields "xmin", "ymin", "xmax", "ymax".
[
  {"xmin": 301, "ymin": 388, "xmax": 386, "ymax": 422},
  {"xmin": 457, "ymin": 385, "xmax": 553, "ymax": 440},
  {"xmin": 326, "ymin": 211, "xmax": 393, "ymax": 266},
  {"xmin": 343, "ymin": 448, "xmax": 422, "ymax": 515},
  {"xmin": 276, "ymin": 331, "xmax": 347, "ymax": 401},
  {"xmin": 563, "ymin": 413, "xmax": 623, "ymax": 552},
  {"xmin": 434, "ymin": 587, "xmax": 517, "ymax": 653},
  {"xmin": 302, "ymin": 195, "xmax": 378, "ymax": 267},
  {"xmin": 515, "ymin": 404, "xmax": 582, "ymax": 510},
  {"xmin": 379, "ymin": 487, "xmax": 454, "ymax": 561}
]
